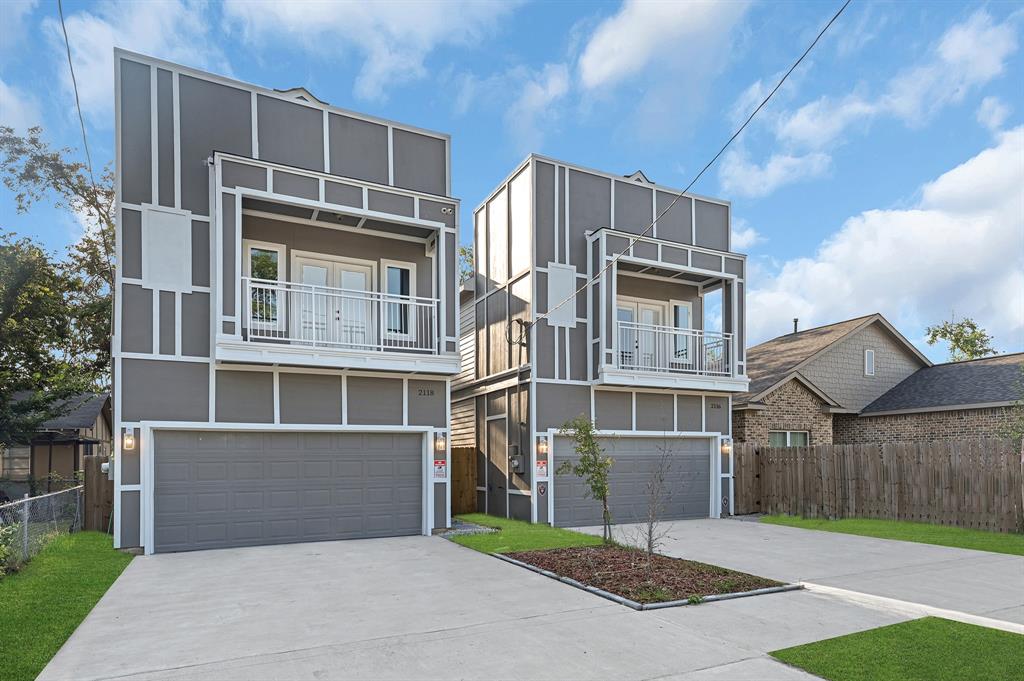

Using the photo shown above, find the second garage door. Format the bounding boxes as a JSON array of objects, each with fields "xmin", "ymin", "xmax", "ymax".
[
  {"xmin": 554, "ymin": 436, "xmax": 711, "ymax": 527},
  {"xmin": 153, "ymin": 430, "xmax": 423, "ymax": 552}
]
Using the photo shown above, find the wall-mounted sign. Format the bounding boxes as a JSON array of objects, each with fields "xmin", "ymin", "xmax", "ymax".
[
  {"xmin": 433, "ymin": 460, "xmax": 447, "ymax": 479},
  {"xmin": 536, "ymin": 460, "xmax": 548, "ymax": 478},
  {"xmin": 538, "ymin": 482, "xmax": 547, "ymax": 497}
]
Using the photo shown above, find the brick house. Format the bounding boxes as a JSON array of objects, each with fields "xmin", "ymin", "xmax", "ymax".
[{"xmin": 733, "ymin": 314, "xmax": 1022, "ymax": 446}]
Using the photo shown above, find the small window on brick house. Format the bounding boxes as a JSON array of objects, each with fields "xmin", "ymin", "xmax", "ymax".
[
  {"xmin": 864, "ymin": 349, "xmax": 875, "ymax": 376},
  {"xmin": 769, "ymin": 431, "xmax": 809, "ymax": 447}
]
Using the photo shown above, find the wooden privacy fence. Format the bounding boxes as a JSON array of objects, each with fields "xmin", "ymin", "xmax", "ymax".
[
  {"xmin": 83, "ymin": 455, "xmax": 114, "ymax": 533},
  {"xmin": 733, "ymin": 438, "xmax": 1023, "ymax": 533},
  {"xmin": 450, "ymin": 446, "xmax": 478, "ymax": 516}
]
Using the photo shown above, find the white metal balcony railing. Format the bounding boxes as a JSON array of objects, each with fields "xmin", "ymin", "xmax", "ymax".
[
  {"xmin": 243, "ymin": 277, "xmax": 439, "ymax": 354},
  {"xmin": 616, "ymin": 322, "xmax": 733, "ymax": 377}
]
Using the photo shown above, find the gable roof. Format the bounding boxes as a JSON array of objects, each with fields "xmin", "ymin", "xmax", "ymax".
[
  {"xmin": 41, "ymin": 393, "xmax": 110, "ymax": 430},
  {"xmin": 736, "ymin": 313, "xmax": 930, "ymax": 405},
  {"xmin": 861, "ymin": 353, "xmax": 1024, "ymax": 415}
]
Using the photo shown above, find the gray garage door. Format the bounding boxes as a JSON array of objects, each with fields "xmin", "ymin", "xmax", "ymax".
[
  {"xmin": 553, "ymin": 436, "xmax": 710, "ymax": 527},
  {"xmin": 154, "ymin": 430, "xmax": 423, "ymax": 552}
]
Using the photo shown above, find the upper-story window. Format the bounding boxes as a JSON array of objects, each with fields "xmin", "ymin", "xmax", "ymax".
[
  {"xmin": 864, "ymin": 348, "xmax": 876, "ymax": 376},
  {"xmin": 243, "ymin": 240, "xmax": 286, "ymax": 330},
  {"xmin": 383, "ymin": 261, "xmax": 415, "ymax": 336}
]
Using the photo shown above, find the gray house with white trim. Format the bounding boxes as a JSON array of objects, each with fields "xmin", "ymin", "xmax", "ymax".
[
  {"xmin": 113, "ymin": 51, "xmax": 459, "ymax": 553},
  {"xmin": 452, "ymin": 157, "xmax": 749, "ymax": 526}
]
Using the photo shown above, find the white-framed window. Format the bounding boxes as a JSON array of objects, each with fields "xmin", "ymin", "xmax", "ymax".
[
  {"xmin": 864, "ymin": 348, "xmax": 875, "ymax": 376},
  {"xmin": 670, "ymin": 299, "xmax": 694, "ymax": 360},
  {"xmin": 768, "ymin": 431, "xmax": 809, "ymax": 447},
  {"xmin": 242, "ymin": 239, "xmax": 286, "ymax": 330},
  {"xmin": 381, "ymin": 259, "xmax": 416, "ymax": 338}
]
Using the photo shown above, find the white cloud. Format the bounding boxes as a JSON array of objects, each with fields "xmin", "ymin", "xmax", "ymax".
[
  {"xmin": 42, "ymin": 0, "xmax": 229, "ymax": 127},
  {"xmin": 718, "ymin": 148, "xmax": 830, "ymax": 198},
  {"xmin": 223, "ymin": 1, "xmax": 520, "ymax": 101},
  {"xmin": 578, "ymin": 0, "xmax": 749, "ymax": 90},
  {"xmin": 451, "ymin": 62, "xmax": 570, "ymax": 153},
  {"xmin": 746, "ymin": 127, "xmax": 1024, "ymax": 353},
  {"xmin": 976, "ymin": 96, "xmax": 1011, "ymax": 132},
  {"xmin": 775, "ymin": 94, "xmax": 877, "ymax": 149},
  {"xmin": 724, "ymin": 10, "xmax": 1020, "ymax": 197},
  {"xmin": 504, "ymin": 64, "xmax": 570, "ymax": 153},
  {"xmin": 730, "ymin": 218, "xmax": 763, "ymax": 251},
  {"xmin": 0, "ymin": 77, "xmax": 43, "ymax": 131},
  {"xmin": 0, "ymin": 0, "xmax": 38, "ymax": 55}
]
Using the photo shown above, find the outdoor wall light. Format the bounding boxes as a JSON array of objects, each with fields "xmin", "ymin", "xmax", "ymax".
[
  {"xmin": 122, "ymin": 428, "xmax": 136, "ymax": 451},
  {"xmin": 720, "ymin": 438, "xmax": 732, "ymax": 457},
  {"xmin": 537, "ymin": 436, "xmax": 549, "ymax": 457},
  {"xmin": 434, "ymin": 431, "xmax": 447, "ymax": 453}
]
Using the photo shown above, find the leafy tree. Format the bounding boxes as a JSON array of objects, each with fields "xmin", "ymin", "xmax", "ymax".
[
  {"xmin": 0, "ymin": 234, "xmax": 91, "ymax": 446},
  {"xmin": 0, "ymin": 127, "xmax": 113, "ymax": 446},
  {"xmin": 925, "ymin": 317, "xmax": 997, "ymax": 362},
  {"xmin": 556, "ymin": 416, "xmax": 614, "ymax": 542},
  {"xmin": 458, "ymin": 245, "xmax": 473, "ymax": 284},
  {"xmin": 0, "ymin": 125, "xmax": 114, "ymax": 379}
]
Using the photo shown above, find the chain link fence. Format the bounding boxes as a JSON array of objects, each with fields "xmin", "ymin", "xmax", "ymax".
[{"xmin": 0, "ymin": 486, "xmax": 83, "ymax": 574}]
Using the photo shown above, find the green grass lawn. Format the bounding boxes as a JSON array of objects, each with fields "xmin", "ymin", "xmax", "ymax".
[
  {"xmin": 0, "ymin": 532, "xmax": 133, "ymax": 681},
  {"xmin": 450, "ymin": 513, "xmax": 603, "ymax": 553},
  {"xmin": 762, "ymin": 515, "xmax": 1024, "ymax": 556},
  {"xmin": 771, "ymin": 617, "xmax": 1024, "ymax": 681}
]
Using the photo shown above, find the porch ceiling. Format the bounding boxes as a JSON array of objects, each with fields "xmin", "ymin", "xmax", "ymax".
[{"xmin": 242, "ymin": 197, "xmax": 435, "ymax": 240}]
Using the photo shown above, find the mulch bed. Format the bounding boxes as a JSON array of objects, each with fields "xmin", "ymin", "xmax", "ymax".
[{"xmin": 506, "ymin": 545, "xmax": 782, "ymax": 604}]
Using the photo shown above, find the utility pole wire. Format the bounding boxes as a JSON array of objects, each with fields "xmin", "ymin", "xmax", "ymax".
[
  {"xmin": 58, "ymin": 0, "xmax": 117, "ymax": 360},
  {"xmin": 517, "ymin": 0, "xmax": 853, "ymax": 345}
]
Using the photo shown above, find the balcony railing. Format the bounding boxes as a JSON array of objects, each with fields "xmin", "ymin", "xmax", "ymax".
[
  {"xmin": 243, "ymin": 277, "xmax": 439, "ymax": 354},
  {"xmin": 616, "ymin": 322, "xmax": 733, "ymax": 377}
]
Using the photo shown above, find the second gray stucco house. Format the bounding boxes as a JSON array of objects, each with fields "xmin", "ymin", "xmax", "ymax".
[
  {"xmin": 453, "ymin": 157, "xmax": 749, "ymax": 525},
  {"xmin": 112, "ymin": 51, "xmax": 459, "ymax": 553}
]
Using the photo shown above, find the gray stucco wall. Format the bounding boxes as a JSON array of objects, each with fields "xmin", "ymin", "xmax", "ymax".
[
  {"xmin": 408, "ymin": 380, "xmax": 446, "ymax": 427},
  {"xmin": 800, "ymin": 322, "xmax": 925, "ymax": 411},
  {"xmin": 347, "ymin": 377, "xmax": 403, "ymax": 425},
  {"xmin": 215, "ymin": 371, "xmax": 274, "ymax": 423},
  {"xmin": 279, "ymin": 374, "xmax": 343, "ymax": 424},
  {"xmin": 120, "ymin": 359, "xmax": 209, "ymax": 422}
]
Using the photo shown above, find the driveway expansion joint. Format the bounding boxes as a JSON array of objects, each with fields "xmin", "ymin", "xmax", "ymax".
[{"xmin": 800, "ymin": 582, "xmax": 1024, "ymax": 635}]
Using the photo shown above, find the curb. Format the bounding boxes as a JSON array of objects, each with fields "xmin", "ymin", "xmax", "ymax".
[{"xmin": 493, "ymin": 553, "xmax": 803, "ymax": 611}]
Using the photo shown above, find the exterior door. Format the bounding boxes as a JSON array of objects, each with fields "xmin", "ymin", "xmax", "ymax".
[
  {"xmin": 617, "ymin": 299, "xmax": 665, "ymax": 369},
  {"xmin": 337, "ymin": 266, "xmax": 373, "ymax": 349},
  {"xmin": 294, "ymin": 257, "xmax": 374, "ymax": 347}
]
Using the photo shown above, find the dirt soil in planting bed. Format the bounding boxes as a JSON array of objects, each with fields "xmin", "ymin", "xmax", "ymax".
[{"xmin": 506, "ymin": 545, "xmax": 782, "ymax": 604}]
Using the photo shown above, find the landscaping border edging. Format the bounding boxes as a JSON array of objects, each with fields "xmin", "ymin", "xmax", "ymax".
[{"xmin": 493, "ymin": 553, "xmax": 803, "ymax": 611}]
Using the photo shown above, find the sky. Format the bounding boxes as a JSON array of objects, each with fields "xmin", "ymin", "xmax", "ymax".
[{"xmin": 1, "ymin": 0, "xmax": 1022, "ymax": 361}]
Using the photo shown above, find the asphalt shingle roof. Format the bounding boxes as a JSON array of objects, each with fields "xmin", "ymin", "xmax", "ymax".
[
  {"xmin": 736, "ymin": 315, "xmax": 876, "ymax": 404},
  {"xmin": 861, "ymin": 353, "xmax": 1024, "ymax": 414}
]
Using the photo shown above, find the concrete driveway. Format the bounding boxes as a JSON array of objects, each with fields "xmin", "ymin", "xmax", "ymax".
[
  {"xmin": 40, "ymin": 535, "xmax": 904, "ymax": 681},
  {"xmin": 582, "ymin": 518, "xmax": 1024, "ymax": 625}
]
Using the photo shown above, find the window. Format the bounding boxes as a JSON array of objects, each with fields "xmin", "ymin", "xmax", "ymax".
[
  {"xmin": 768, "ymin": 431, "xmax": 809, "ymax": 447},
  {"xmin": 382, "ymin": 260, "xmax": 416, "ymax": 337},
  {"xmin": 864, "ymin": 348, "xmax": 875, "ymax": 376},
  {"xmin": 672, "ymin": 301, "xmax": 693, "ymax": 360},
  {"xmin": 242, "ymin": 240, "xmax": 286, "ymax": 330}
]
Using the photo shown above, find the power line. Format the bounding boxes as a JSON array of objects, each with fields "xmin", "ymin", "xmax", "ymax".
[
  {"xmin": 520, "ymin": 0, "xmax": 853, "ymax": 343},
  {"xmin": 57, "ymin": 0, "xmax": 97, "ymax": 189}
]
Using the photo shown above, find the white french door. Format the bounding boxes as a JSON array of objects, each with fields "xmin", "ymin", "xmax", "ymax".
[
  {"xmin": 617, "ymin": 300, "xmax": 666, "ymax": 369},
  {"xmin": 293, "ymin": 256, "xmax": 375, "ymax": 347}
]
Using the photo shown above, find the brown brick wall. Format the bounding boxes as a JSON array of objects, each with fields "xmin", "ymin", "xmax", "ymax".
[
  {"xmin": 733, "ymin": 380, "xmax": 833, "ymax": 445},
  {"xmin": 834, "ymin": 406, "xmax": 1018, "ymax": 444}
]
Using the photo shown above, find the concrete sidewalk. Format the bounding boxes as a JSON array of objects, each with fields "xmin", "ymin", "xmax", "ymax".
[
  {"xmin": 582, "ymin": 518, "xmax": 1024, "ymax": 625},
  {"xmin": 39, "ymin": 535, "xmax": 902, "ymax": 681}
]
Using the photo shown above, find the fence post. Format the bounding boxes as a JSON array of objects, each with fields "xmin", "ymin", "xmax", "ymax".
[
  {"xmin": 21, "ymin": 493, "xmax": 30, "ymax": 562},
  {"xmin": 75, "ymin": 488, "xmax": 82, "ymax": 532}
]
